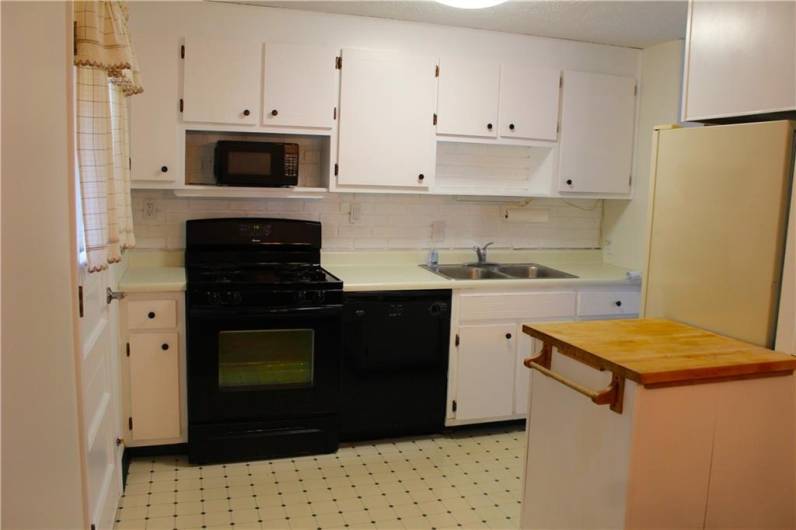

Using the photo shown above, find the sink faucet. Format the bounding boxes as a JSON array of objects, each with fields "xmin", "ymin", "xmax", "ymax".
[{"xmin": 473, "ymin": 242, "xmax": 494, "ymax": 264}]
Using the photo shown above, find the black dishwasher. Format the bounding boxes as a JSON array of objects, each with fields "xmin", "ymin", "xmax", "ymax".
[{"xmin": 341, "ymin": 290, "xmax": 451, "ymax": 441}]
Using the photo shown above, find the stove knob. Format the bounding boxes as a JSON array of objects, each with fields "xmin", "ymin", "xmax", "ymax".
[
  {"xmin": 207, "ymin": 291, "xmax": 221, "ymax": 305},
  {"xmin": 310, "ymin": 291, "xmax": 325, "ymax": 304},
  {"xmin": 231, "ymin": 291, "xmax": 243, "ymax": 305}
]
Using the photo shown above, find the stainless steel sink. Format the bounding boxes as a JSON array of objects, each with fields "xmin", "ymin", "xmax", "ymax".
[{"xmin": 421, "ymin": 263, "xmax": 577, "ymax": 280}]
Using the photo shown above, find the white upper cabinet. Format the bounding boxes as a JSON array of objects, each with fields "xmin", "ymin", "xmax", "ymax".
[
  {"xmin": 558, "ymin": 71, "xmax": 636, "ymax": 194},
  {"xmin": 262, "ymin": 43, "xmax": 339, "ymax": 129},
  {"xmin": 683, "ymin": 0, "xmax": 796, "ymax": 122},
  {"xmin": 436, "ymin": 58, "xmax": 499, "ymax": 138},
  {"xmin": 499, "ymin": 66, "xmax": 561, "ymax": 141},
  {"xmin": 337, "ymin": 48, "xmax": 438, "ymax": 188},
  {"xmin": 182, "ymin": 37, "xmax": 260, "ymax": 125}
]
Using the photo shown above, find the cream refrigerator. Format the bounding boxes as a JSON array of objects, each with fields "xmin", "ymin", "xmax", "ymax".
[{"xmin": 642, "ymin": 120, "xmax": 796, "ymax": 351}]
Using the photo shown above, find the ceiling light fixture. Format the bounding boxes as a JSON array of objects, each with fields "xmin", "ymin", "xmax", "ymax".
[{"xmin": 436, "ymin": 0, "xmax": 508, "ymax": 9}]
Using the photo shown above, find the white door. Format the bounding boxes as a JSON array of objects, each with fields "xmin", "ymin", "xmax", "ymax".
[
  {"xmin": 263, "ymin": 43, "xmax": 339, "ymax": 129},
  {"xmin": 499, "ymin": 66, "xmax": 560, "ymax": 141},
  {"xmin": 129, "ymin": 332, "xmax": 181, "ymax": 441},
  {"xmin": 182, "ymin": 36, "xmax": 260, "ymax": 125},
  {"xmin": 558, "ymin": 71, "xmax": 636, "ymax": 194},
  {"xmin": 78, "ymin": 264, "xmax": 124, "ymax": 530},
  {"xmin": 454, "ymin": 324, "xmax": 516, "ymax": 421},
  {"xmin": 436, "ymin": 57, "xmax": 499, "ymax": 138},
  {"xmin": 337, "ymin": 47, "xmax": 438, "ymax": 188}
]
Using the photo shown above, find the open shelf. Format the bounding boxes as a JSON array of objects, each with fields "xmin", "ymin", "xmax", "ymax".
[{"xmin": 172, "ymin": 185, "xmax": 327, "ymax": 199}]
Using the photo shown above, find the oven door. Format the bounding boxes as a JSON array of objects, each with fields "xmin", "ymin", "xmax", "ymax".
[{"xmin": 187, "ymin": 306, "xmax": 342, "ymax": 424}]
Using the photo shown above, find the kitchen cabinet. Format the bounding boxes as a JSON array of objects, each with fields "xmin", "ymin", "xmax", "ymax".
[
  {"xmin": 454, "ymin": 324, "xmax": 517, "ymax": 421},
  {"xmin": 263, "ymin": 43, "xmax": 339, "ymax": 129},
  {"xmin": 182, "ymin": 36, "xmax": 260, "ymax": 125},
  {"xmin": 122, "ymin": 292, "xmax": 186, "ymax": 446},
  {"xmin": 336, "ymin": 47, "xmax": 438, "ymax": 188},
  {"xmin": 436, "ymin": 58, "xmax": 499, "ymax": 138},
  {"xmin": 558, "ymin": 71, "xmax": 636, "ymax": 194},
  {"xmin": 499, "ymin": 65, "xmax": 560, "ymax": 141},
  {"xmin": 682, "ymin": 0, "xmax": 796, "ymax": 122}
]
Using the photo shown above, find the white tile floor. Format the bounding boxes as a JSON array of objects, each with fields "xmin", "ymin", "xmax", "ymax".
[{"xmin": 115, "ymin": 426, "xmax": 524, "ymax": 530}]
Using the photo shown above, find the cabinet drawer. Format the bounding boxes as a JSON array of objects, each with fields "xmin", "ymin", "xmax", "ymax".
[
  {"xmin": 459, "ymin": 291, "xmax": 576, "ymax": 321},
  {"xmin": 577, "ymin": 291, "xmax": 640, "ymax": 317},
  {"xmin": 127, "ymin": 299, "xmax": 177, "ymax": 330},
  {"xmin": 129, "ymin": 332, "xmax": 180, "ymax": 441}
]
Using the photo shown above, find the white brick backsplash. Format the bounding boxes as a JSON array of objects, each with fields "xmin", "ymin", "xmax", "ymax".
[{"xmin": 131, "ymin": 191, "xmax": 602, "ymax": 250}]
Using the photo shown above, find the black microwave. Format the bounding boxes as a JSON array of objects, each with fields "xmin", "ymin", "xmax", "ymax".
[{"xmin": 214, "ymin": 141, "xmax": 299, "ymax": 187}]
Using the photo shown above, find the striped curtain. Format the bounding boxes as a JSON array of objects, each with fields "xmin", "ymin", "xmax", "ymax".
[{"xmin": 74, "ymin": 0, "xmax": 142, "ymax": 272}]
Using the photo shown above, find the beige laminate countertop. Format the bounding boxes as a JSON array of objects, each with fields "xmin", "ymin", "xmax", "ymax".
[{"xmin": 119, "ymin": 249, "xmax": 638, "ymax": 293}]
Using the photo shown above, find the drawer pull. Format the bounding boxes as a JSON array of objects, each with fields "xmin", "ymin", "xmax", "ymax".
[
  {"xmin": 148, "ymin": 311, "xmax": 156, "ymax": 319},
  {"xmin": 505, "ymin": 333, "xmax": 512, "ymax": 340},
  {"xmin": 615, "ymin": 300, "xmax": 622, "ymax": 307},
  {"xmin": 161, "ymin": 343, "xmax": 170, "ymax": 351},
  {"xmin": 524, "ymin": 351, "xmax": 625, "ymax": 414}
]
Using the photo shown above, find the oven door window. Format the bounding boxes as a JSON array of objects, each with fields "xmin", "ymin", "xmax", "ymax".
[{"xmin": 218, "ymin": 329, "xmax": 314, "ymax": 390}]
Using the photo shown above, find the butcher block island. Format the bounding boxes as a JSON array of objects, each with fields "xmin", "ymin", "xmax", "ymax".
[{"xmin": 520, "ymin": 319, "xmax": 796, "ymax": 530}]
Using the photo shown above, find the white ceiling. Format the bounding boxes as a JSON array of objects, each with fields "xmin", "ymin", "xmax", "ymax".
[{"xmin": 246, "ymin": 1, "xmax": 688, "ymax": 49}]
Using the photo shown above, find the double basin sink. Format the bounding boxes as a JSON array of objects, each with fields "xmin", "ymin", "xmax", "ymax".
[{"xmin": 421, "ymin": 262, "xmax": 578, "ymax": 280}]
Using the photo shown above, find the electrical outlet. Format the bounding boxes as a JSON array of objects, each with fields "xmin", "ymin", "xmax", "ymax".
[
  {"xmin": 349, "ymin": 203, "xmax": 362, "ymax": 224},
  {"xmin": 143, "ymin": 199, "xmax": 158, "ymax": 220}
]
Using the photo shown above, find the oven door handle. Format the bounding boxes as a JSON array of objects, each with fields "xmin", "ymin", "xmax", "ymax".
[{"xmin": 188, "ymin": 305, "xmax": 343, "ymax": 318}]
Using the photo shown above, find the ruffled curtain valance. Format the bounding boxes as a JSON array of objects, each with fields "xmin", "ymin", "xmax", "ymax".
[{"xmin": 74, "ymin": 0, "xmax": 142, "ymax": 272}]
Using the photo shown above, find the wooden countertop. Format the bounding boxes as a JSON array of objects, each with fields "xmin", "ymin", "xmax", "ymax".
[{"xmin": 522, "ymin": 318, "xmax": 796, "ymax": 386}]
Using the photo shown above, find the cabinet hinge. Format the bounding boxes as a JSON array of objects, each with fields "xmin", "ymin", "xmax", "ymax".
[
  {"xmin": 435, "ymin": 64, "xmax": 439, "ymax": 78},
  {"xmin": 557, "ymin": 123, "xmax": 560, "ymax": 133},
  {"xmin": 128, "ymin": 417, "xmax": 133, "ymax": 430},
  {"xmin": 335, "ymin": 56, "xmax": 342, "ymax": 70},
  {"xmin": 455, "ymin": 334, "xmax": 460, "ymax": 347},
  {"xmin": 78, "ymin": 286, "xmax": 84, "ymax": 318},
  {"xmin": 634, "ymin": 83, "xmax": 638, "ymax": 96},
  {"xmin": 334, "ymin": 163, "xmax": 339, "ymax": 176},
  {"xmin": 433, "ymin": 113, "xmax": 437, "ymax": 126},
  {"xmin": 180, "ymin": 45, "xmax": 185, "ymax": 59},
  {"xmin": 128, "ymin": 157, "xmax": 132, "ymax": 170},
  {"xmin": 452, "ymin": 400, "xmax": 457, "ymax": 413},
  {"xmin": 559, "ymin": 76, "xmax": 563, "ymax": 88},
  {"xmin": 629, "ymin": 174, "xmax": 633, "ymax": 186},
  {"xmin": 126, "ymin": 342, "xmax": 130, "ymax": 357},
  {"xmin": 179, "ymin": 98, "xmax": 183, "ymax": 113},
  {"xmin": 91, "ymin": 524, "xmax": 96, "ymax": 530},
  {"xmin": 333, "ymin": 107, "xmax": 337, "ymax": 120}
]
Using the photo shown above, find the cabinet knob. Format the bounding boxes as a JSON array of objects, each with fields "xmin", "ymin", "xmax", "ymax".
[
  {"xmin": 418, "ymin": 174, "xmax": 425, "ymax": 182},
  {"xmin": 615, "ymin": 300, "xmax": 622, "ymax": 307},
  {"xmin": 271, "ymin": 109, "xmax": 278, "ymax": 116},
  {"xmin": 487, "ymin": 123, "xmax": 493, "ymax": 130},
  {"xmin": 566, "ymin": 179, "xmax": 573, "ymax": 186},
  {"xmin": 147, "ymin": 311, "xmax": 156, "ymax": 319},
  {"xmin": 505, "ymin": 333, "xmax": 512, "ymax": 340},
  {"xmin": 161, "ymin": 343, "xmax": 170, "ymax": 351},
  {"xmin": 509, "ymin": 123, "xmax": 515, "ymax": 131},
  {"xmin": 242, "ymin": 109, "xmax": 251, "ymax": 116},
  {"xmin": 160, "ymin": 166, "xmax": 168, "ymax": 173}
]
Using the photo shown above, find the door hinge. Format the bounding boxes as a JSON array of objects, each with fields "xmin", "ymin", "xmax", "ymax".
[
  {"xmin": 335, "ymin": 56, "xmax": 342, "ymax": 70},
  {"xmin": 78, "ymin": 286, "xmax": 84, "ymax": 318},
  {"xmin": 455, "ymin": 334, "xmax": 460, "ymax": 347},
  {"xmin": 334, "ymin": 163, "xmax": 339, "ymax": 176},
  {"xmin": 333, "ymin": 107, "xmax": 337, "ymax": 120},
  {"xmin": 433, "ymin": 113, "xmax": 437, "ymax": 126},
  {"xmin": 179, "ymin": 98, "xmax": 184, "ymax": 113},
  {"xmin": 435, "ymin": 64, "xmax": 439, "ymax": 77},
  {"xmin": 128, "ymin": 417, "xmax": 133, "ymax": 430},
  {"xmin": 126, "ymin": 342, "xmax": 130, "ymax": 357},
  {"xmin": 452, "ymin": 400, "xmax": 457, "ymax": 413},
  {"xmin": 180, "ymin": 44, "xmax": 185, "ymax": 59}
]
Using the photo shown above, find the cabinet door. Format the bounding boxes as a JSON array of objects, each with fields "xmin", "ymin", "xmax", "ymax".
[
  {"xmin": 514, "ymin": 327, "xmax": 538, "ymax": 416},
  {"xmin": 684, "ymin": 0, "xmax": 796, "ymax": 121},
  {"xmin": 500, "ymin": 66, "xmax": 560, "ymax": 141},
  {"xmin": 263, "ymin": 43, "xmax": 339, "ymax": 129},
  {"xmin": 558, "ymin": 71, "xmax": 635, "ymax": 194},
  {"xmin": 454, "ymin": 324, "xmax": 516, "ymax": 422},
  {"xmin": 129, "ymin": 332, "xmax": 180, "ymax": 441},
  {"xmin": 436, "ymin": 57, "xmax": 499, "ymax": 138},
  {"xmin": 129, "ymin": 37, "xmax": 179, "ymax": 182},
  {"xmin": 337, "ymin": 48, "xmax": 437, "ymax": 188},
  {"xmin": 182, "ymin": 37, "xmax": 260, "ymax": 125}
]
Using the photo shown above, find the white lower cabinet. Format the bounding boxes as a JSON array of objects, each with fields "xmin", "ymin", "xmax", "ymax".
[
  {"xmin": 447, "ymin": 285, "xmax": 640, "ymax": 426},
  {"xmin": 122, "ymin": 292, "xmax": 186, "ymax": 446}
]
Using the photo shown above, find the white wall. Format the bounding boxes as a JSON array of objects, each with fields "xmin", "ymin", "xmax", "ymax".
[
  {"xmin": 132, "ymin": 191, "xmax": 603, "ymax": 251},
  {"xmin": 1, "ymin": 2, "xmax": 86, "ymax": 529},
  {"xmin": 602, "ymin": 40, "xmax": 684, "ymax": 270}
]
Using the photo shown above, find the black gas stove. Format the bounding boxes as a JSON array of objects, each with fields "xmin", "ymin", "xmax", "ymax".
[{"xmin": 185, "ymin": 218, "xmax": 343, "ymax": 464}]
